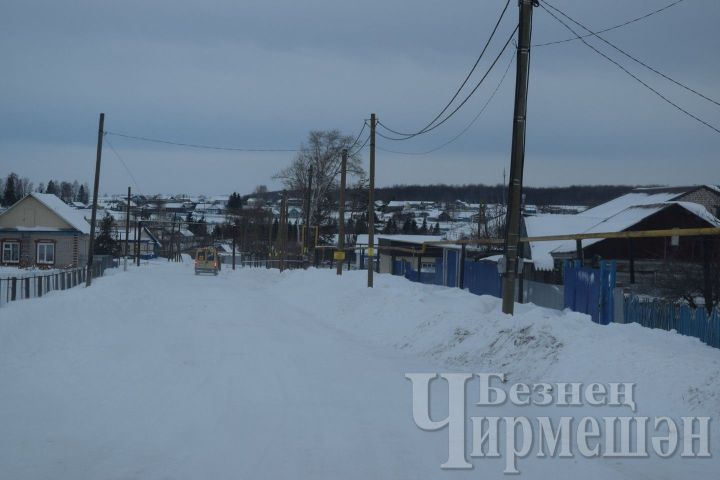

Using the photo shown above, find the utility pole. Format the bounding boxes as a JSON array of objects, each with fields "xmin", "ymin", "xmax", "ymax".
[
  {"xmin": 232, "ymin": 224, "xmax": 237, "ymax": 270},
  {"xmin": 279, "ymin": 191, "xmax": 287, "ymax": 272},
  {"xmin": 336, "ymin": 149, "xmax": 348, "ymax": 275},
  {"xmin": 124, "ymin": 186, "xmax": 131, "ymax": 271},
  {"xmin": 86, "ymin": 112, "xmax": 104, "ymax": 287},
  {"xmin": 367, "ymin": 113, "xmax": 376, "ymax": 288},
  {"xmin": 501, "ymin": 0, "xmax": 536, "ymax": 315},
  {"xmin": 136, "ymin": 220, "xmax": 142, "ymax": 266},
  {"xmin": 304, "ymin": 165, "xmax": 313, "ymax": 268}
]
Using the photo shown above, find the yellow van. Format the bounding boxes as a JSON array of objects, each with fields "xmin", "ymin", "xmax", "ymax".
[{"xmin": 195, "ymin": 247, "xmax": 221, "ymax": 275}]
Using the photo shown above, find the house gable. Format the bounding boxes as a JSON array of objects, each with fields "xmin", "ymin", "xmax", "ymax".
[{"xmin": 0, "ymin": 195, "xmax": 77, "ymax": 231}]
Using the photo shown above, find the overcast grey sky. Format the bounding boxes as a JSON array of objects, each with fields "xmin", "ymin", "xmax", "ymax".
[{"xmin": 1, "ymin": 0, "xmax": 718, "ymax": 196}]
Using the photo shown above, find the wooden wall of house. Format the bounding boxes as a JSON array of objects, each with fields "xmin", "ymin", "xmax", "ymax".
[{"xmin": 584, "ymin": 205, "xmax": 717, "ymax": 263}]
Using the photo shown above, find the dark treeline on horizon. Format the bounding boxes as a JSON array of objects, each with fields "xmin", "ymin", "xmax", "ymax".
[
  {"xmin": 247, "ymin": 183, "xmax": 655, "ymax": 208},
  {"xmin": 373, "ymin": 184, "xmax": 644, "ymax": 207}
]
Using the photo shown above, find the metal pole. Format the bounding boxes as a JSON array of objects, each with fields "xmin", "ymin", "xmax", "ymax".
[
  {"xmin": 337, "ymin": 149, "xmax": 348, "ymax": 275},
  {"xmin": 86, "ymin": 112, "xmax": 104, "ymax": 286},
  {"xmin": 368, "ymin": 113, "xmax": 376, "ymax": 288},
  {"xmin": 501, "ymin": 1, "xmax": 536, "ymax": 314},
  {"xmin": 124, "ymin": 186, "xmax": 131, "ymax": 271}
]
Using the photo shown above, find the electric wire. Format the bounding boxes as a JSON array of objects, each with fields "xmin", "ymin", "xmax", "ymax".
[
  {"xmin": 347, "ymin": 121, "xmax": 368, "ymax": 150},
  {"xmin": 377, "ymin": 52, "xmax": 515, "ymax": 155},
  {"xmin": 377, "ymin": 24, "xmax": 519, "ymax": 141},
  {"xmin": 543, "ymin": 0, "xmax": 720, "ymax": 108},
  {"xmin": 376, "ymin": 0, "xmax": 513, "ymax": 138},
  {"xmin": 105, "ymin": 131, "xmax": 301, "ymax": 152},
  {"xmin": 349, "ymin": 134, "xmax": 371, "ymax": 157},
  {"xmin": 535, "ymin": 0, "xmax": 686, "ymax": 47},
  {"xmin": 539, "ymin": 3, "xmax": 720, "ymax": 135},
  {"xmin": 104, "ymin": 136, "xmax": 141, "ymax": 191}
]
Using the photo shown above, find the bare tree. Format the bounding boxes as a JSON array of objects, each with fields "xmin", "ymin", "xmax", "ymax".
[
  {"xmin": 274, "ymin": 130, "xmax": 365, "ymax": 230},
  {"xmin": 655, "ymin": 239, "xmax": 720, "ymax": 312}
]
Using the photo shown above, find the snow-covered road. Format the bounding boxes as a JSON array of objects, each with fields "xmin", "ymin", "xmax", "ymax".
[{"xmin": 1, "ymin": 260, "xmax": 718, "ymax": 479}]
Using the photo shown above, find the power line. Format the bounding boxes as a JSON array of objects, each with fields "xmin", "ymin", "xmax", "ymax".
[
  {"xmin": 378, "ymin": 24, "xmax": 519, "ymax": 141},
  {"xmin": 539, "ymin": 3, "xmax": 720, "ymax": 135},
  {"xmin": 535, "ymin": 0, "xmax": 686, "ymax": 47},
  {"xmin": 543, "ymin": 0, "xmax": 720, "ymax": 108},
  {"xmin": 349, "ymin": 134, "xmax": 371, "ymax": 157},
  {"xmin": 104, "ymin": 136, "xmax": 141, "ymax": 191},
  {"xmin": 348, "ymin": 121, "xmax": 368, "ymax": 150},
  {"xmin": 376, "ymin": 0, "xmax": 513, "ymax": 138},
  {"xmin": 377, "ymin": 52, "xmax": 515, "ymax": 155},
  {"xmin": 105, "ymin": 131, "xmax": 301, "ymax": 152}
]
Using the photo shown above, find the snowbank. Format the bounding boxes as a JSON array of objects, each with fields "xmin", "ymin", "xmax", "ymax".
[{"xmin": 272, "ymin": 268, "xmax": 720, "ymax": 415}]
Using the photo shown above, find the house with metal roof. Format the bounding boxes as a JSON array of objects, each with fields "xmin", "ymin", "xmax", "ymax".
[{"xmin": 522, "ymin": 186, "xmax": 720, "ymax": 287}]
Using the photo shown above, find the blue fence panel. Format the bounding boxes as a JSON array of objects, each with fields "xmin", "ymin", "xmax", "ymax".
[
  {"xmin": 563, "ymin": 260, "xmax": 616, "ymax": 324},
  {"xmin": 623, "ymin": 296, "xmax": 720, "ymax": 349},
  {"xmin": 464, "ymin": 260, "xmax": 502, "ymax": 298},
  {"xmin": 433, "ymin": 258, "xmax": 444, "ymax": 286},
  {"xmin": 403, "ymin": 261, "xmax": 416, "ymax": 282},
  {"xmin": 709, "ymin": 308, "xmax": 720, "ymax": 349},
  {"xmin": 445, "ymin": 250, "xmax": 458, "ymax": 287},
  {"xmin": 403, "ymin": 259, "xmax": 444, "ymax": 286}
]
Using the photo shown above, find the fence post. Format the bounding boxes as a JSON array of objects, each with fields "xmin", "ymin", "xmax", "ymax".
[
  {"xmin": 37, "ymin": 276, "xmax": 42, "ymax": 297},
  {"xmin": 11, "ymin": 277, "xmax": 17, "ymax": 301}
]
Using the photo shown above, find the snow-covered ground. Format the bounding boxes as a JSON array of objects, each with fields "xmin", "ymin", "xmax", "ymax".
[{"xmin": 1, "ymin": 261, "xmax": 718, "ymax": 479}]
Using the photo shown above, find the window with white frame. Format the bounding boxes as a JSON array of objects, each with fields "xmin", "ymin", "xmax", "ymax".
[
  {"xmin": 36, "ymin": 242, "xmax": 55, "ymax": 265},
  {"xmin": 2, "ymin": 241, "xmax": 20, "ymax": 263}
]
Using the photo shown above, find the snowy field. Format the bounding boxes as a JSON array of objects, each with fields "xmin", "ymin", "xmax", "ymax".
[{"xmin": 1, "ymin": 260, "xmax": 718, "ymax": 479}]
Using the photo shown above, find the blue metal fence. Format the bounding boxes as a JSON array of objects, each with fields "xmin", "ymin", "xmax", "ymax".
[
  {"xmin": 386, "ymin": 253, "xmax": 720, "ymax": 349},
  {"xmin": 400, "ymin": 259, "xmax": 443, "ymax": 286},
  {"xmin": 445, "ymin": 250, "xmax": 458, "ymax": 287},
  {"xmin": 563, "ymin": 260, "xmax": 616, "ymax": 325},
  {"xmin": 624, "ymin": 298, "xmax": 720, "ymax": 349},
  {"xmin": 464, "ymin": 260, "xmax": 502, "ymax": 297}
]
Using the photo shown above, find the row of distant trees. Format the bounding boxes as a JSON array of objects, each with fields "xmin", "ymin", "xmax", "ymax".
[
  {"xmin": 1, "ymin": 172, "xmax": 89, "ymax": 207},
  {"xmin": 374, "ymin": 184, "xmax": 638, "ymax": 208}
]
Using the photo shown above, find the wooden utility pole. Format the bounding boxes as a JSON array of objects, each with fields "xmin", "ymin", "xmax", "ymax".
[
  {"xmin": 232, "ymin": 224, "xmax": 237, "ymax": 270},
  {"xmin": 86, "ymin": 112, "xmax": 104, "ymax": 287},
  {"xmin": 124, "ymin": 186, "xmax": 131, "ymax": 271},
  {"xmin": 367, "ymin": 113, "xmax": 376, "ymax": 287},
  {"xmin": 136, "ymin": 220, "xmax": 142, "ymax": 266},
  {"xmin": 336, "ymin": 149, "xmax": 348, "ymax": 275},
  {"xmin": 304, "ymin": 165, "xmax": 313, "ymax": 268},
  {"xmin": 167, "ymin": 215, "xmax": 175, "ymax": 261},
  {"xmin": 501, "ymin": 1, "xmax": 536, "ymax": 315},
  {"xmin": 279, "ymin": 191, "xmax": 287, "ymax": 272}
]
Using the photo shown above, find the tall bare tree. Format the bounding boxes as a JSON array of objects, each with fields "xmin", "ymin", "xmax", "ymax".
[{"xmin": 274, "ymin": 130, "xmax": 365, "ymax": 230}]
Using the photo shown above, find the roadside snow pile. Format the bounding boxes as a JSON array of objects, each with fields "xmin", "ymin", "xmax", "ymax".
[{"xmin": 273, "ymin": 268, "xmax": 720, "ymax": 414}]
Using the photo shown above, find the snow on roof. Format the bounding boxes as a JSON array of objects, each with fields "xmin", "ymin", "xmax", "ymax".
[
  {"xmin": 524, "ymin": 214, "xmax": 600, "ymax": 271},
  {"xmin": 580, "ymin": 191, "xmax": 680, "ymax": 220},
  {"xmin": 347, "ymin": 234, "xmax": 443, "ymax": 246},
  {"xmin": 29, "ymin": 193, "xmax": 92, "ymax": 234},
  {"xmin": 552, "ymin": 202, "xmax": 720, "ymax": 254}
]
